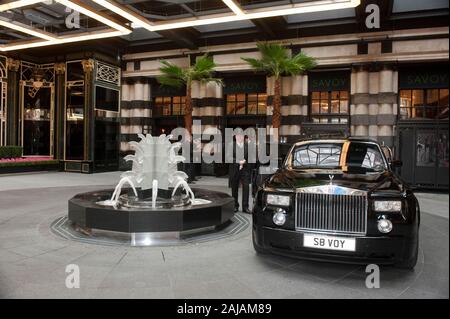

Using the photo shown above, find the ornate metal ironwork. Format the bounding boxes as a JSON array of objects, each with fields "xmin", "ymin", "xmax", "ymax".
[
  {"xmin": 0, "ymin": 55, "xmax": 7, "ymax": 79},
  {"xmin": 96, "ymin": 61, "xmax": 120, "ymax": 85},
  {"xmin": 20, "ymin": 61, "xmax": 55, "ymax": 98}
]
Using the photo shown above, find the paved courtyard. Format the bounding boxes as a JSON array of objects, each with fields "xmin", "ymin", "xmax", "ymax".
[{"xmin": 0, "ymin": 172, "xmax": 448, "ymax": 299}]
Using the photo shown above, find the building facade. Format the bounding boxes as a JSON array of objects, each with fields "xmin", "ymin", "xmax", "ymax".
[
  {"xmin": 120, "ymin": 26, "xmax": 449, "ymax": 188},
  {"xmin": 0, "ymin": 53, "xmax": 122, "ymax": 173},
  {"xmin": 1, "ymin": 0, "xmax": 448, "ymax": 189}
]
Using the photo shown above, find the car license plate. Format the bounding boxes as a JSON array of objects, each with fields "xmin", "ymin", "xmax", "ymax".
[{"xmin": 303, "ymin": 234, "xmax": 356, "ymax": 252}]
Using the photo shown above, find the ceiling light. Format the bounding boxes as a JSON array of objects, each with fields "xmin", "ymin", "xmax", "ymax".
[
  {"xmin": 149, "ymin": 0, "xmax": 360, "ymax": 31},
  {"xmin": 0, "ymin": 18, "xmax": 56, "ymax": 40},
  {"xmin": 0, "ymin": 29, "xmax": 124, "ymax": 51},
  {"xmin": 0, "ymin": 0, "xmax": 43, "ymax": 12},
  {"xmin": 91, "ymin": 0, "xmax": 155, "ymax": 30},
  {"xmin": 150, "ymin": 13, "xmax": 243, "ymax": 31},
  {"xmin": 245, "ymin": 0, "xmax": 361, "ymax": 20},
  {"xmin": 0, "ymin": 0, "xmax": 131, "ymax": 51},
  {"xmin": 55, "ymin": 0, "xmax": 131, "ymax": 34},
  {"xmin": 222, "ymin": 0, "xmax": 245, "ymax": 16},
  {"xmin": 100, "ymin": 0, "xmax": 360, "ymax": 32},
  {"xmin": 0, "ymin": 0, "xmax": 361, "ymax": 51}
]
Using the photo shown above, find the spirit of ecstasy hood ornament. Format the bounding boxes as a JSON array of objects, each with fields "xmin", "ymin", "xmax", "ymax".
[{"xmin": 329, "ymin": 174, "xmax": 334, "ymax": 185}]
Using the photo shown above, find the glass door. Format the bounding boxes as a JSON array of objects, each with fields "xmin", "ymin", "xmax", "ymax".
[
  {"xmin": 0, "ymin": 80, "xmax": 6, "ymax": 146},
  {"xmin": 65, "ymin": 83, "xmax": 85, "ymax": 160},
  {"xmin": 436, "ymin": 129, "xmax": 449, "ymax": 187},
  {"xmin": 22, "ymin": 85, "xmax": 53, "ymax": 156},
  {"xmin": 398, "ymin": 124, "xmax": 449, "ymax": 189}
]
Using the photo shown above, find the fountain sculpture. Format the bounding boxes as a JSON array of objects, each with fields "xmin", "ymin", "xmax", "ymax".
[{"xmin": 68, "ymin": 134, "xmax": 235, "ymax": 246}]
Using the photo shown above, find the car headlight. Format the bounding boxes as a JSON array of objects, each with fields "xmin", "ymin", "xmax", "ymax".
[
  {"xmin": 374, "ymin": 201, "xmax": 402, "ymax": 212},
  {"xmin": 266, "ymin": 194, "xmax": 290, "ymax": 207}
]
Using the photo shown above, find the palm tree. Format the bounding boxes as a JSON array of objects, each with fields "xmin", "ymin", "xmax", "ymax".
[
  {"xmin": 242, "ymin": 42, "xmax": 317, "ymax": 134},
  {"xmin": 157, "ymin": 55, "xmax": 222, "ymax": 134}
]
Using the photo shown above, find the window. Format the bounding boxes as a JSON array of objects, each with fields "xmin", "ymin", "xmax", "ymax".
[
  {"xmin": 400, "ymin": 88, "xmax": 449, "ymax": 120},
  {"xmin": 310, "ymin": 90, "xmax": 349, "ymax": 124},
  {"xmin": 154, "ymin": 96, "xmax": 186, "ymax": 116},
  {"xmin": 291, "ymin": 142, "xmax": 387, "ymax": 173},
  {"xmin": 293, "ymin": 144, "xmax": 342, "ymax": 168},
  {"xmin": 226, "ymin": 93, "xmax": 267, "ymax": 115}
]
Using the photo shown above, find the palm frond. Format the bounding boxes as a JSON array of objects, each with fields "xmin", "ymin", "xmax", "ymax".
[
  {"xmin": 159, "ymin": 60, "xmax": 184, "ymax": 78},
  {"xmin": 193, "ymin": 55, "xmax": 216, "ymax": 73},
  {"xmin": 241, "ymin": 57, "xmax": 268, "ymax": 72},
  {"xmin": 290, "ymin": 52, "xmax": 317, "ymax": 73},
  {"xmin": 243, "ymin": 42, "xmax": 316, "ymax": 77},
  {"xmin": 158, "ymin": 60, "xmax": 185, "ymax": 88},
  {"xmin": 157, "ymin": 76, "xmax": 184, "ymax": 88},
  {"xmin": 257, "ymin": 42, "xmax": 289, "ymax": 63},
  {"xmin": 190, "ymin": 55, "xmax": 222, "ymax": 85}
]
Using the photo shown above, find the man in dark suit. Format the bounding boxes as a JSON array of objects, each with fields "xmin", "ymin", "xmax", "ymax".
[
  {"xmin": 228, "ymin": 132, "xmax": 252, "ymax": 214},
  {"xmin": 180, "ymin": 134, "xmax": 196, "ymax": 183}
]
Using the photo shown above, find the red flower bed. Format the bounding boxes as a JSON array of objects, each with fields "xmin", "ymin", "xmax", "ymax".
[{"xmin": 0, "ymin": 156, "xmax": 53, "ymax": 163}]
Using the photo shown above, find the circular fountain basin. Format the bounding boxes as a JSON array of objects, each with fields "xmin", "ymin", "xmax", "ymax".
[{"xmin": 68, "ymin": 188, "xmax": 235, "ymax": 234}]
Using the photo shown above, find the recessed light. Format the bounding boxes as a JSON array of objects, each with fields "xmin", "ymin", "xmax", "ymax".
[
  {"xmin": 0, "ymin": 18, "xmax": 57, "ymax": 41},
  {"xmin": 0, "ymin": 0, "xmax": 131, "ymax": 51},
  {"xmin": 222, "ymin": 0, "xmax": 245, "ymax": 16},
  {"xmin": 55, "ymin": 0, "xmax": 131, "ymax": 34},
  {"xmin": 0, "ymin": 0, "xmax": 43, "ymax": 12},
  {"xmin": 94, "ymin": 0, "xmax": 360, "ymax": 31}
]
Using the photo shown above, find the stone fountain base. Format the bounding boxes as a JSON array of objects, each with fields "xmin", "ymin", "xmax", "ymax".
[{"xmin": 67, "ymin": 188, "xmax": 235, "ymax": 245}]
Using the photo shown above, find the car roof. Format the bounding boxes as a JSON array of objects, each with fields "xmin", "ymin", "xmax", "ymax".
[{"xmin": 292, "ymin": 137, "xmax": 380, "ymax": 147}]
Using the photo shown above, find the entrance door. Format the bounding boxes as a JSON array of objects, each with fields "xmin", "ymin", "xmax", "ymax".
[
  {"xmin": 0, "ymin": 80, "xmax": 6, "ymax": 146},
  {"xmin": 22, "ymin": 85, "xmax": 53, "ymax": 156},
  {"xmin": 398, "ymin": 123, "xmax": 449, "ymax": 189}
]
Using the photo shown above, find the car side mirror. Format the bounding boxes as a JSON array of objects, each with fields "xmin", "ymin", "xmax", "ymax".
[{"xmin": 390, "ymin": 160, "xmax": 403, "ymax": 168}]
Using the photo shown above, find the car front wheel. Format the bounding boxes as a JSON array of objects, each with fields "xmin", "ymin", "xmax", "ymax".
[{"xmin": 395, "ymin": 236, "xmax": 419, "ymax": 270}]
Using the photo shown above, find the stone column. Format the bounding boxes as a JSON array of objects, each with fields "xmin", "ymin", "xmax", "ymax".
[
  {"xmin": 350, "ymin": 63, "xmax": 397, "ymax": 147},
  {"xmin": 289, "ymin": 74, "xmax": 308, "ymax": 140},
  {"xmin": 81, "ymin": 58, "xmax": 95, "ymax": 161},
  {"xmin": 368, "ymin": 70, "xmax": 380, "ymax": 139},
  {"xmin": 377, "ymin": 64, "xmax": 397, "ymax": 147},
  {"xmin": 351, "ymin": 65, "xmax": 370, "ymax": 138},
  {"xmin": 120, "ymin": 79, "xmax": 131, "ymax": 152},
  {"xmin": 289, "ymin": 75, "xmax": 302, "ymax": 137},
  {"xmin": 267, "ymin": 74, "xmax": 308, "ymax": 142},
  {"xmin": 6, "ymin": 58, "xmax": 20, "ymax": 146},
  {"xmin": 143, "ymin": 80, "xmax": 151, "ymax": 118}
]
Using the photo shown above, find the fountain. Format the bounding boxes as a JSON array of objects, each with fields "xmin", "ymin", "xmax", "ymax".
[{"xmin": 67, "ymin": 134, "xmax": 235, "ymax": 246}]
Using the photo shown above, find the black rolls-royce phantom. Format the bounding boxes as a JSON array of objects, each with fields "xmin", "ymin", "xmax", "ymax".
[{"xmin": 252, "ymin": 138, "xmax": 420, "ymax": 269}]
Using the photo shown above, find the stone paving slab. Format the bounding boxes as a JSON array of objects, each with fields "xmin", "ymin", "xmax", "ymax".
[{"xmin": 0, "ymin": 173, "xmax": 448, "ymax": 299}]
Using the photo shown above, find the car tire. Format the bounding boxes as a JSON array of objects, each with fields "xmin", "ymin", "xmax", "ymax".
[
  {"xmin": 252, "ymin": 232, "xmax": 266, "ymax": 255},
  {"xmin": 396, "ymin": 237, "xmax": 419, "ymax": 270}
]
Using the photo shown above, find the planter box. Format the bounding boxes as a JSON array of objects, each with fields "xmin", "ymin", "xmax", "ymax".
[{"xmin": 0, "ymin": 161, "xmax": 62, "ymax": 174}]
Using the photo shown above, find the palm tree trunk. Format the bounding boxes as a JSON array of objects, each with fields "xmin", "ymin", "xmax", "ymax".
[
  {"xmin": 184, "ymin": 82, "xmax": 193, "ymax": 134},
  {"xmin": 272, "ymin": 76, "xmax": 282, "ymax": 132}
]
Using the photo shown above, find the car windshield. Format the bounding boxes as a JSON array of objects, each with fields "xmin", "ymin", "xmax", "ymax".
[{"xmin": 290, "ymin": 142, "xmax": 387, "ymax": 173}]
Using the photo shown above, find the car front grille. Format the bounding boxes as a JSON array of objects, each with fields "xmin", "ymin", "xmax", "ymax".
[{"xmin": 295, "ymin": 192, "xmax": 367, "ymax": 235}]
